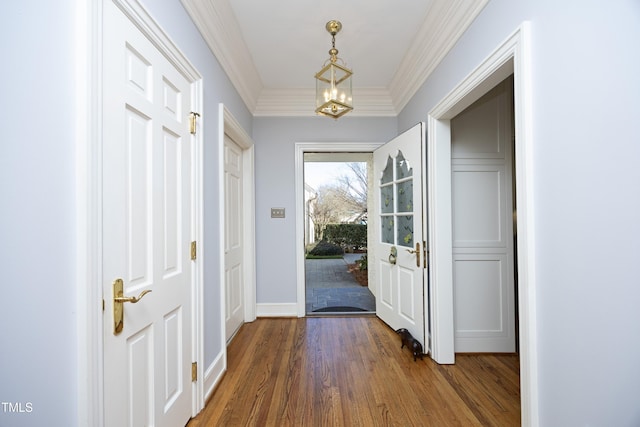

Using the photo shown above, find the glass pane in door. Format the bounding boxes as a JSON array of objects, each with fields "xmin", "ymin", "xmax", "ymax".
[{"xmin": 397, "ymin": 215, "xmax": 413, "ymax": 247}]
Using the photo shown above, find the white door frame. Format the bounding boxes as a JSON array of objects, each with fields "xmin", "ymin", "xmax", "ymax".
[
  {"xmin": 294, "ymin": 142, "xmax": 383, "ymax": 317},
  {"xmin": 218, "ymin": 104, "xmax": 257, "ymax": 334},
  {"xmin": 76, "ymin": 0, "xmax": 204, "ymax": 424},
  {"xmin": 427, "ymin": 23, "xmax": 538, "ymax": 425}
]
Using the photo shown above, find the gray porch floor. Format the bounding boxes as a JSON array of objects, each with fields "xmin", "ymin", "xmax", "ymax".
[{"xmin": 305, "ymin": 253, "xmax": 375, "ymax": 313}]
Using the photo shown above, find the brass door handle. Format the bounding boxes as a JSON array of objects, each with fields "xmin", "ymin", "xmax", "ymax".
[
  {"xmin": 405, "ymin": 242, "xmax": 421, "ymax": 268},
  {"xmin": 114, "ymin": 289, "xmax": 152, "ymax": 304},
  {"xmin": 113, "ymin": 279, "xmax": 152, "ymax": 335}
]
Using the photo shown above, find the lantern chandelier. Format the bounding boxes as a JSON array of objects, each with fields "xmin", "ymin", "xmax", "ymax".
[{"xmin": 315, "ymin": 20, "xmax": 353, "ymax": 119}]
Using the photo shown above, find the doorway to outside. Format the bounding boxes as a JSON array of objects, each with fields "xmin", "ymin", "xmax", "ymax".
[{"xmin": 303, "ymin": 153, "xmax": 375, "ymax": 315}]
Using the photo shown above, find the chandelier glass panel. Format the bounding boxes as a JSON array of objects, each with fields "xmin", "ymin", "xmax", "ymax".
[{"xmin": 315, "ymin": 20, "xmax": 353, "ymax": 118}]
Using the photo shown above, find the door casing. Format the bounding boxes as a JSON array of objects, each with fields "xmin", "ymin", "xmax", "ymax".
[
  {"xmin": 427, "ymin": 22, "xmax": 537, "ymax": 426},
  {"xmin": 218, "ymin": 103, "xmax": 257, "ymax": 343},
  {"xmin": 295, "ymin": 142, "xmax": 383, "ymax": 317},
  {"xmin": 77, "ymin": 0, "xmax": 204, "ymax": 424}
]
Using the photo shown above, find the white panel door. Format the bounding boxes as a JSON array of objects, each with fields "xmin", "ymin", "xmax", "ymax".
[
  {"xmin": 225, "ymin": 135, "xmax": 244, "ymax": 341},
  {"xmin": 451, "ymin": 78, "xmax": 515, "ymax": 352},
  {"xmin": 102, "ymin": 2, "xmax": 193, "ymax": 426},
  {"xmin": 373, "ymin": 123, "xmax": 426, "ymax": 346}
]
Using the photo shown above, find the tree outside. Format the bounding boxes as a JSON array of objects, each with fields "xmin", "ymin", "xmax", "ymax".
[
  {"xmin": 305, "ymin": 161, "xmax": 370, "ymax": 287},
  {"xmin": 306, "ymin": 162, "xmax": 367, "ymax": 241}
]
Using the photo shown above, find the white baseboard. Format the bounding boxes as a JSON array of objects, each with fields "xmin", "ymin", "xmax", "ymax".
[
  {"xmin": 203, "ymin": 350, "xmax": 226, "ymax": 403},
  {"xmin": 256, "ymin": 303, "xmax": 298, "ymax": 317}
]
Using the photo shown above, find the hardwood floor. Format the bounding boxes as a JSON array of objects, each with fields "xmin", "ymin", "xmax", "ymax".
[{"xmin": 188, "ymin": 317, "xmax": 520, "ymax": 426}]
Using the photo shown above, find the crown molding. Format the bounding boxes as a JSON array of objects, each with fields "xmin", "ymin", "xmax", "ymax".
[
  {"xmin": 253, "ymin": 88, "xmax": 397, "ymax": 117},
  {"xmin": 180, "ymin": 0, "xmax": 262, "ymax": 112},
  {"xmin": 181, "ymin": 0, "xmax": 487, "ymax": 117},
  {"xmin": 389, "ymin": 0, "xmax": 489, "ymax": 113}
]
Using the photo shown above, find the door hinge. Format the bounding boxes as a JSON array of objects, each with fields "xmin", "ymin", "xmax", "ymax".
[
  {"xmin": 102, "ymin": 298, "xmax": 105, "ymax": 312},
  {"xmin": 423, "ymin": 241, "xmax": 428, "ymax": 269},
  {"xmin": 191, "ymin": 241, "xmax": 197, "ymax": 260},
  {"xmin": 189, "ymin": 112, "xmax": 200, "ymax": 135},
  {"xmin": 191, "ymin": 362, "xmax": 198, "ymax": 382}
]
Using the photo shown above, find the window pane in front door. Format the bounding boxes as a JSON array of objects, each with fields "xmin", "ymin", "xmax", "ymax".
[{"xmin": 378, "ymin": 150, "xmax": 414, "ymax": 247}]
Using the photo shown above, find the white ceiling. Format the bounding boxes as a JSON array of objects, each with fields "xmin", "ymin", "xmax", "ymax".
[
  {"xmin": 181, "ymin": 0, "xmax": 488, "ymax": 116},
  {"xmin": 228, "ymin": 0, "xmax": 434, "ymax": 88}
]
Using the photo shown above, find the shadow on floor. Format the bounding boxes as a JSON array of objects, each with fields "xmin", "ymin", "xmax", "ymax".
[{"xmin": 305, "ymin": 253, "xmax": 375, "ymax": 314}]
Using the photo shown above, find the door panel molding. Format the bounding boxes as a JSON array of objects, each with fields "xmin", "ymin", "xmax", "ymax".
[{"xmin": 452, "ymin": 164, "xmax": 508, "ymax": 248}]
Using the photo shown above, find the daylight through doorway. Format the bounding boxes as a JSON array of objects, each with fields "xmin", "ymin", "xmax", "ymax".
[{"xmin": 303, "ymin": 154, "xmax": 375, "ymax": 314}]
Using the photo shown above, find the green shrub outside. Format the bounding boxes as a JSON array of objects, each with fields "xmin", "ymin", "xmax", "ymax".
[
  {"xmin": 324, "ymin": 223, "xmax": 367, "ymax": 250},
  {"xmin": 307, "ymin": 240, "xmax": 344, "ymax": 257}
]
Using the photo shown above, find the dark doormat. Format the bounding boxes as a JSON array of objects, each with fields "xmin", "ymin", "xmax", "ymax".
[{"xmin": 313, "ymin": 306, "xmax": 367, "ymax": 312}]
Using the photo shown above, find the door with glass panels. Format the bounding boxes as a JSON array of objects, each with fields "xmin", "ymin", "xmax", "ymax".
[{"xmin": 373, "ymin": 123, "xmax": 426, "ymax": 346}]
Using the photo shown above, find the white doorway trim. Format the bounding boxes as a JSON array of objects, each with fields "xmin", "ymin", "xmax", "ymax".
[
  {"xmin": 77, "ymin": 0, "xmax": 204, "ymax": 424},
  {"xmin": 219, "ymin": 104, "xmax": 257, "ymax": 328},
  {"xmin": 427, "ymin": 23, "xmax": 538, "ymax": 425},
  {"xmin": 294, "ymin": 142, "xmax": 383, "ymax": 317}
]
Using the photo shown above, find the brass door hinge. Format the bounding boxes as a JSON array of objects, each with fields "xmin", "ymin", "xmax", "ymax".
[
  {"xmin": 191, "ymin": 241, "xmax": 197, "ymax": 260},
  {"xmin": 423, "ymin": 241, "xmax": 428, "ymax": 269},
  {"xmin": 189, "ymin": 112, "xmax": 200, "ymax": 135},
  {"xmin": 192, "ymin": 362, "xmax": 197, "ymax": 382}
]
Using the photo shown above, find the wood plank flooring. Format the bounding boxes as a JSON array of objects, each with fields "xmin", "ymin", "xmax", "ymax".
[{"xmin": 188, "ymin": 317, "xmax": 520, "ymax": 426}]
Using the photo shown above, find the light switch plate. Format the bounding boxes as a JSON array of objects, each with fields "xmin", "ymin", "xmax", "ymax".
[{"xmin": 271, "ymin": 207, "xmax": 285, "ymax": 218}]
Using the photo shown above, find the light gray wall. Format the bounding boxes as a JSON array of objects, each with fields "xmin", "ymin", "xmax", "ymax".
[
  {"xmin": 252, "ymin": 117, "xmax": 397, "ymax": 304},
  {"xmin": 399, "ymin": 0, "xmax": 640, "ymax": 425},
  {"xmin": 0, "ymin": 1, "xmax": 250, "ymax": 426},
  {"xmin": 0, "ymin": 2, "xmax": 77, "ymax": 426}
]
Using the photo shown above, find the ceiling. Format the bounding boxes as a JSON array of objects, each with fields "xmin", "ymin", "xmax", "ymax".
[{"xmin": 180, "ymin": 0, "xmax": 488, "ymax": 117}]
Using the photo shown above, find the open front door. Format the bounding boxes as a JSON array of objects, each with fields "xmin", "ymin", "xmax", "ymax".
[{"xmin": 373, "ymin": 123, "xmax": 427, "ymax": 347}]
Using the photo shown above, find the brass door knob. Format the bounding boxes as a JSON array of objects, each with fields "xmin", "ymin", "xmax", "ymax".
[
  {"xmin": 112, "ymin": 279, "xmax": 152, "ymax": 335},
  {"xmin": 388, "ymin": 246, "xmax": 397, "ymax": 265}
]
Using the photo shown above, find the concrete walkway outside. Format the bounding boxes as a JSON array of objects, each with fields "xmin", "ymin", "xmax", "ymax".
[{"xmin": 305, "ymin": 253, "xmax": 375, "ymax": 313}]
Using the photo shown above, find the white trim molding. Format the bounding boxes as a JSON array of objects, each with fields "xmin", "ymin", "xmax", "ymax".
[
  {"xmin": 390, "ymin": 0, "xmax": 489, "ymax": 113},
  {"xmin": 180, "ymin": 0, "xmax": 262, "ymax": 111},
  {"xmin": 76, "ymin": 0, "xmax": 103, "ymax": 425},
  {"xmin": 190, "ymin": 77, "xmax": 205, "ymax": 415},
  {"xmin": 256, "ymin": 303, "xmax": 299, "ymax": 318},
  {"xmin": 427, "ymin": 22, "xmax": 538, "ymax": 426},
  {"xmin": 203, "ymin": 350, "xmax": 226, "ymax": 404}
]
